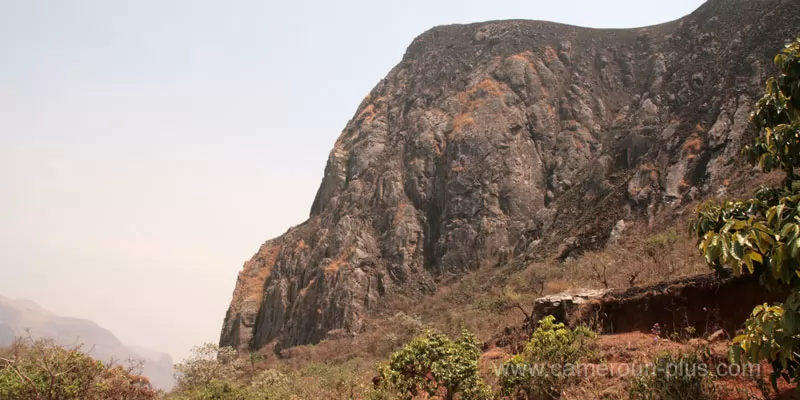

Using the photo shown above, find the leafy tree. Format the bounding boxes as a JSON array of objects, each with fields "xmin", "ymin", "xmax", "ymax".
[
  {"xmin": 499, "ymin": 315, "xmax": 596, "ymax": 399},
  {"xmin": 375, "ymin": 329, "xmax": 492, "ymax": 400},
  {"xmin": 692, "ymin": 38, "xmax": 800, "ymax": 388}
]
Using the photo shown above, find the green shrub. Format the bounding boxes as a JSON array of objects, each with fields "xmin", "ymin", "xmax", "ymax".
[
  {"xmin": 375, "ymin": 329, "xmax": 492, "ymax": 400},
  {"xmin": 628, "ymin": 351, "xmax": 716, "ymax": 400},
  {"xmin": 499, "ymin": 315, "xmax": 596, "ymax": 399}
]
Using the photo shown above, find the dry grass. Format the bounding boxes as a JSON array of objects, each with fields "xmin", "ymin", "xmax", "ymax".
[{"xmin": 559, "ymin": 332, "xmax": 772, "ymax": 400}]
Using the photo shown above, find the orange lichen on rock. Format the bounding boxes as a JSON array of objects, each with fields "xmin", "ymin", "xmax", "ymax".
[
  {"xmin": 299, "ymin": 279, "xmax": 315, "ymax": 297},
  {"xmin": 431, "ymin": 139, "xmax": 444, "ymax": 155},
  {"xmin": 456, "ymin": 78, "xmax": 506, "ymax": 107},
  {"xmin": 682, "ymin": 133, "xmax": 703, "ymax": 158},
  {"xmin": 544, "ymin": 46, "xmax": 559, "ymax": 63},
  {"xmin": 392, "ymin": 203, "xmax": 407, "ymax": 225},
  {"xmin": 571, "ymin": 134, "xmax": 585, "ymax": 150},
  {"xmin": 508, "ymin": 50, "xmax": 535, "ymax": 63},
  {"xmin": 450, "ymin": 78, "xmax": 509, "ymax": 137},
  {"xmin": 694, "ymin": 122, "xmax": 706, "ymax": 133},
  {"xmin": 470, "ymin": 79, "xmax": 505, "ymax": 98},
  {"xmin": 356, "ymin": 104, "xmax": 376, "ymax": 123},
  {"xmin": 323, "ymin": 247, "xmax": 356, "ymax": 276},
  {"xmin": 640, "ymin": 163, "xmax": 659, "ymax": 182},
  {"xmin": 231, "ymin": 243, "xmax": 281, "ymax": 308},
  {"xmin": 354, "ymin": 96, "xmax": 385, "ymax": 126},
  {"xmin": 452, "ymin": 113, "xmax": 476, "ymax": 135}
]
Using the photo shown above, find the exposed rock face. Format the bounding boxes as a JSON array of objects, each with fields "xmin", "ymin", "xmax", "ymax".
[
  {"xmin": 491, "ymin": 272, "xmax": 788, "ymax": 354},
  {"xmin": 220, "ymin": 0, "xmax": 800, "ymax": 351},
  {"xmin": 532, "ymin": 289, "xmax": 610, "ymax": 327}
]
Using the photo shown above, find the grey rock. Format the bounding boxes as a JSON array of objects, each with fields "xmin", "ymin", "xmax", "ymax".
[
  {"xmin": 606, "ymin": 220, "xmax": 627, "ymax": 246},
  {"xmin": 707, "ymin": 329, "xmax": 727, "ymax": 342},
  {"xmin": 533, "ymin": 289, "xmax": 609, "ymax": 326}
]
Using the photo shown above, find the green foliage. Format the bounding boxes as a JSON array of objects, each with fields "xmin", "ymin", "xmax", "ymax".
[
  {"xmin": 0, "ymin": 336, "xmax": 158, "ymax": 400},
  {"xmin": 748, "ymin": 39, "xmax": 800, "ymax": 187},
  {"xmin": 692, "ymin": 187, "xmax": 800, "ymax": 282},
  {"xmin": 375, "ymin": 329, "xmax": 491, "ymax": 400},
  {"xmin": 729, "ymin": 294, "xmax": 800, "ymax": 389},
  {"xmin": 170, "ymin": 343, "xmax": 288, "ymax": 400},
  {"xmin": 173, "ymin": 343, "xmax": 247, "ymax": 392},
  {"xmin": 167, "ymin": 378, "xmax": 252, "ymax": 400},
  {"xmin": 628, "ymin": 351, "xmax": 715, "ymax": 400},
  {"xmin": 644, "ymin": 230, "xmax": 679, "ymax": 256},
  {"xmin": 168, "ymin": 343, "xmax": 376, "ymax": 400},
  {"xmin": 170, "ymin": 343, "xmax": 266, "ymax": 400},
  {"xmin": 472, "ymin": 295, "xmax": 513, "ymax": 313},
  {"xmin": 500, "ymin": 315, "xmax": 596, "ymax": 399},
  {"xmin": 692, "ymin": 38, "xmax": 800, "ymax": 389}
]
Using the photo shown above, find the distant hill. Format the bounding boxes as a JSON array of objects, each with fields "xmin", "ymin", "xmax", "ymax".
[{"xmin": 0, "ymin": 295, "xmax": 174, "ymax": 390}]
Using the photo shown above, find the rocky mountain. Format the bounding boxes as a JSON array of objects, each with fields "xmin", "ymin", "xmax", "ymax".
[
  {"xmin": 0, "ymin": 295, "xmax": 175, "ymax": 390},
  {"xmin": 220, "ymin": 0, "xmax": 800, "ymax": 352}
]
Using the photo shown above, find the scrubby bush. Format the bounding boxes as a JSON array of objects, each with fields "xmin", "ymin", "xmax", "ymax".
[
  {"xmin": 173, "ymin": 343, "xmax": 247, "ymax": 391},
  {"xmin": 375, "ymin": 329, "xmax": 492, "ymax": 400},
  {"xmin": 628, "ymin": 351, "xmax": 716, "ymax": 400},
  {"xmin": 169, "ymin": 343, "xmax": 292, "ymax": 400},
  {"xmin": 168, "ymin": 343, "xmax": 376, "ymax": 400},
  {"xmin": 499, "ymin": 315, "xmax": 596, "ymax": 399},
  {"xmin": 0, "ymin": 336, "xmax": 158, "ymax": 400}
]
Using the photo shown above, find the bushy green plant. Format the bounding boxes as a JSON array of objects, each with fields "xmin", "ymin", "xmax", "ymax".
[
  {"xmin": 499, "ymin": 315, "xmax": 596, "ymax": 399},
  {"xmin": 692, "ymin": 38, "xmax": 800, "ymax": 389},
  {"xmin": 628, "ymin": 352, "xmax": 715, "ymax": 400},
  {"xmin": 375, "ymin": 329, "xmax": 492, "ymax": 400}
]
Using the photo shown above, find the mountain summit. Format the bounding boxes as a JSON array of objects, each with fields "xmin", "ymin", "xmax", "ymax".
[{"xmin": 220, "ymin": 0, "xmax": 800, "ymax": 351}]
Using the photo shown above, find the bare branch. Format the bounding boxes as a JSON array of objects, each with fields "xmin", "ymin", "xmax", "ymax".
[{"xmin": 511, "ymin": 302, "xmax": 532, "ymax": 321}]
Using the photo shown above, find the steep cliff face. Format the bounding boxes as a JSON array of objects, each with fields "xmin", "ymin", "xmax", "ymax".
[{"xmin": 221, "ymin": 0, "xmax": 800, "ymax": 351}]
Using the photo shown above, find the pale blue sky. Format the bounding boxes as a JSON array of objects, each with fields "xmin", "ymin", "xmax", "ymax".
[{"xmin": 0, "ymin": 0, "xmax": 706, "ymax": 359}]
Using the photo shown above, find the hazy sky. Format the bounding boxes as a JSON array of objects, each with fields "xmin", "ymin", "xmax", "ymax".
[{"xmin": 0, "ymin": 0, "xmax": 706, "ymax": 360}]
